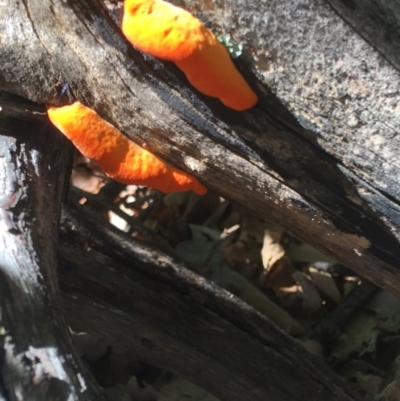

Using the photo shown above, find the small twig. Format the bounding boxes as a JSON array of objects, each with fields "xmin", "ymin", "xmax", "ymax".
[
  {"xmin": 308, "ymin": 280, "xmax": 378, "ymax": 354},
  {"xmin": 0, "ymin": 98, "xmax": 47, "ymax": 122},
  {"xmin": 71, "ymin": 185, "xmax": 135, "ymax": 220},
  {"xmin": 69, "ymin": 187, "xmax": 174, "ymax": 256},
  {"xmin": 63, "ymin": 198, "xmax": 176, "ymax": 258}
]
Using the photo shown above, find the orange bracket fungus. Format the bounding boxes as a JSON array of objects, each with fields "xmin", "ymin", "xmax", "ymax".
[
  {"xmin": 47, "ymin": 101, "xmax": 207, "ymax": 195},
  {"xmin": 122, "ymin": 0, "xmax": 258, "ymax": 111}
]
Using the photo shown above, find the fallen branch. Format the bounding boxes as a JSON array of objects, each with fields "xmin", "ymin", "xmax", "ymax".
[{"xmin": 58, "ymin": 240, "xmax": 360, "ymax": 401}]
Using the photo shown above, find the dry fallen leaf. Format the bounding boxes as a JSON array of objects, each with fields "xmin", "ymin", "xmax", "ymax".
[
  {"xmin": 308, "ymin": 267, "xmax": 342, "ymax": 304},
  {"xmin": 240, "ymin": 283, "xmax": 305, "ymax": 335},
  {"xmin": 355, "ymin": 372, "xmax": 382, "ymax": 400},
  {"xmin": 288, "ymin": 271, "xmax": 322, "ymax": 315},
  {"xmin": 71, "ymin": 163, "xmax": 106, "ymax": 194},
  {"xmin": 260, "ymin": 228, "xmax": 295, "ymax": 289},
  {"xmin": 329, "ymin": 312, "xmax": 378, "ymax": 362}
]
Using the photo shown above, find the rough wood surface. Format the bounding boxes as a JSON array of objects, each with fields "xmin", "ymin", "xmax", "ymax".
[
  {"xmin": 0, "ymin": 94, "xmax": 104, "ymax": 401},
  {"xmin": 325, "ymin": 0, "xmax": 400, "ymax": 70},
  {"xmin": 58, "ymin": 239, "xmax": 359, "ymax": 401},
  {"xmin": 1, "ymin": 0, "xmax": 399, "ymax": 296}
]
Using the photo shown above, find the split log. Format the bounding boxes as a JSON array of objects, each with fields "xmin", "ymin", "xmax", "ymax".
[
  {"xmin": 1, "ymin": 0, "xmax": 399, "ymax": 296},
  {"xmin": 0, "ymin": 0, "xmax": 398, "ymax": 398}
]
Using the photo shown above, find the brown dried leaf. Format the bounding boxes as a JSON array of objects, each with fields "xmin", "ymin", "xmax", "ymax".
[
  {"xmin": 71, "ymin": 164, "xmax": 106, "ymax": 194},
  {"xmin": 261, "ymin": 228, "xmax": 285, "ymax": 270},
  {"xmin": 291, "ymin": 271, "xmax": 322, "ymax": 314},
  {"xmin": 308, "ymin": 267, "xmax": 342, "ymax": 304},
  {"xmin": 223, "ymin": 216, "xmax": 266, "ymax": 278},
  {"xmin": 260, "ymin": 229, "xmax": 295, "ymax": 289},
  {"xmin": 286, "ymin": 243, "xmax": 337, "ymax": 264}
]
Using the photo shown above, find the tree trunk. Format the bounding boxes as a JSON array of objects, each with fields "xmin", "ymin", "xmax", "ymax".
[{"xmin": 0, "ymin": 93, "xmax": 104, "ymax": 400}]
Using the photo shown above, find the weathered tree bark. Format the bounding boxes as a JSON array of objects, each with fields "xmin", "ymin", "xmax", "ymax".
[
  {"xmin": 1, "ymin": 0, "xmax": 399, "ymax": 399},
  {"xmin": 0, "ymin": 94, "xmax": 105, "ymax": 400},
  {"xmin": 57, "ymin": 219, "xmax": 359, "ymax": 401},
  {"xmin": 1, "ymin": 0, "xmax": 399, "ymax": 298},
  {"xmin": 325, "ymin": 0, "xmax": 400, "ymax": 70}
]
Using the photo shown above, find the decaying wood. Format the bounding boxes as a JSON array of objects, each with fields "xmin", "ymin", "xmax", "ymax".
[
  {"xmin": 325, "ymin": 0, "xmax": 400, "ymax": 70},
  {"xmin": 0, "ymin": 94, "xmax": 104, "ymax": 401},
  {"xmin": 62, "ymin": 201, "xmax": 306, "ymax": 335},
  {"xmin": 1, "ymin": 0, "xmax": 399, "ymax": 297},
  {"xmin": 57, "ymin": 236, "xmax": 359, "ymax": 401},
  {"xmin": 0, "ymin": 0, "xmax": 399, "ymax": 399}
]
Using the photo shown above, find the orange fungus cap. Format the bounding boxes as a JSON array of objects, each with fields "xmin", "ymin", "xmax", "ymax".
[
  {"xmin": 47, "ymin": 101, "xmax": 207, "ymax": 195},
  {"xmin": 122, "ymin": 0, "xmax": 258, "ymax": 110}
]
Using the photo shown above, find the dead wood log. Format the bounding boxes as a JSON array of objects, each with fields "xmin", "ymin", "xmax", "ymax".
[
  {"xmin": 0, "ymin": 94, "xmax": 105, "ymax": 400},
  {"xmin": 58, "ymin": 239, "xmax": 359, "ymax": 401},
  {"xmin": 325, "ymin": 0, "xmax": 400, "ymax": 70},
  {"xmin": 1, "ymin": 0, "xmax": 399, "ymax": 297}
]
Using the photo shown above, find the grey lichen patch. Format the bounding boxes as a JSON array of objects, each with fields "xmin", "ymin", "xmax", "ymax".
[
  {"xmin": 217, "ymin": 34, "xmax": 243, "ymax": 58},
  {"xmin": 184, "ymin": 156, "xmax": 207, "ymax": 173}
]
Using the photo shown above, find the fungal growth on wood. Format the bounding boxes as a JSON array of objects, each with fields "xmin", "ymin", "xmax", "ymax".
[
  {"xmin": 122, "ymin": 0, "xmax": 258, "ymax": 111},
  {"xmin": 47, "ymin": 101, "xmax": 207, "ymax": 194}
]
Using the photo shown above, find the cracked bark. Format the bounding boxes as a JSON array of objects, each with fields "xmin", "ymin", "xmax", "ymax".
[{"xmin": 0, "ymin": 94, "xmax": 105, "ymax": 401}]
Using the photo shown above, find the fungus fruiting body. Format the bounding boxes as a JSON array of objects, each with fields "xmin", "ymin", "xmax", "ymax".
[
  {"xmin": 47, "ymin": 101, "xmax": 207, "ymax": 195},
  {"xmin": 122, "ymin": 0, "xmax": 258, "ymax": 111}
]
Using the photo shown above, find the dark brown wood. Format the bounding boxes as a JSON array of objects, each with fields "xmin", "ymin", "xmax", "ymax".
[
  {"xmin": 1, "ymin": 1, "xmax": 399, "ymax": 398},
  {"xmin": 0, "ymin": 93, "xmax": 105, "ymax": 401},
  {"xmin": 1, "ymin": 0, "xmax": 399, "ymax": 298},
  {"xmin": 62, "ymin": 201, "xmax": 303, "ymax": 335},
  {"xmin": 58, "ymin": 241, "xmax": 359, "ymax": 401}
]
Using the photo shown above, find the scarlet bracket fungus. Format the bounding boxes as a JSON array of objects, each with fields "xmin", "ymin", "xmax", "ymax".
[
  {"xmin": 122, "ymin": 0, "xmax": 258, "ymax": 111},
  {"xmin": 47, "ymin": 101, "xmax": 207, "ymax": 195}
]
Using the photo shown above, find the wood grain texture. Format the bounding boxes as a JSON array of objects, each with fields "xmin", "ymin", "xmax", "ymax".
[
  {"xmin": 58, "ymin": 241, "xmax": 359, "ymax": 401},
  {"xmin": 0, "ymin": 93, "xmax": 104, "ymax": 401},
  {"xmin": 1, "ymin": 0, "xmax": 400, "ymax": 298},
  {"xmin": 325, "ymin": 0, "xmax": 400, "ymax": 70}
]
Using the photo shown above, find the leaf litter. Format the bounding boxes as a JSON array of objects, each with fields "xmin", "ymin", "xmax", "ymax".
[{"xmin": 67, "ymin": 163, "xmax": 400, "ymax": 401}]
